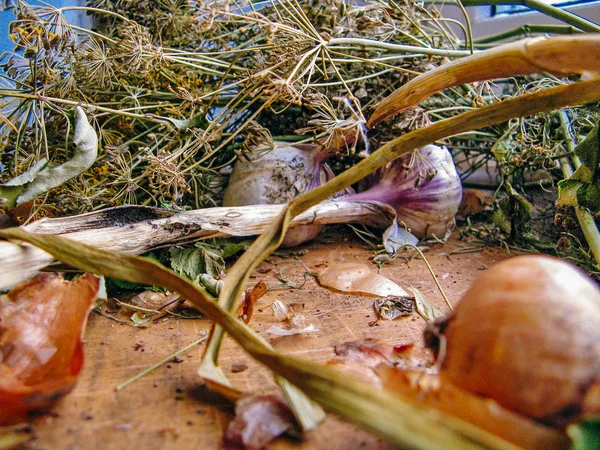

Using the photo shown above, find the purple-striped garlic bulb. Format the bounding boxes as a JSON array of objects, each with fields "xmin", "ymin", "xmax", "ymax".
[{"xmin": 344, "ymin": 144, "xmax": 463, "ymax": 240}]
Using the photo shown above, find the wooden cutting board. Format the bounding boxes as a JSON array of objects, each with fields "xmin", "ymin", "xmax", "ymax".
[{"xmin": 23, "ymin": 230, "xmax": 509, "ymax": 449}]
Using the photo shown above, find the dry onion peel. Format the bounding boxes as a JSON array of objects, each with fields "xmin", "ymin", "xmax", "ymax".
[
  {"xmin": 0, "ymin": 228, "xmax": 518, "ymax": 450},
  {"xmin": 315, "ymin": 262, "xmax": 409, "ymax": 297},
  {"xmin": 377, "ymin": 366, "xmax": 571, "ymax": 450},
  {"xmin": 0, "ymin": 272, "xmax": 99, "ymax": 423},
  {"xmin": 368, "ymin": 34, "xmax": 600, "ymax": 127}
]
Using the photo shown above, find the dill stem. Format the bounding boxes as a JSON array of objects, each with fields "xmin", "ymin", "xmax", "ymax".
[
  {"xmin": 425, "ymin": 0, "xmax": 600, "ymax": 33},
  {"xmin": 328, "ymin": 38, "xmax": 472, "ymax": 57},
  {"xmin": 0, "ymin": 92, "xmax": 170, "ymax": 123},
  {"xmin": 115, "ymin": 334, "xmax": 208, "ymax": 391}
]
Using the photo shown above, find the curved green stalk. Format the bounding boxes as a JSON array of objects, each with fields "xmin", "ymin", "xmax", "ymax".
[
  {"xmin": 425, "ymin": 0, "xmax": 600, "ymax": 33},
  {"xmin": 454, "ymin": 0, "xmax": 475, "ymax": 53},
  {"xmin": 557, "ymin": 111, "xmax": 600, "ymax": 268},
  {"xmin": 474, "ymin": 24, "xmax": 582, "ymax": 44}
]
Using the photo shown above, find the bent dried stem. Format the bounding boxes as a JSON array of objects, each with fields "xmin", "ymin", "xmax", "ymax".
[
  {"xmin": 368, "ymin": 34, "xmax": 600, "ymax": 127},
  {"xmin": 200, "ymin": 77, "xmax": 600, "ymax": 439}
]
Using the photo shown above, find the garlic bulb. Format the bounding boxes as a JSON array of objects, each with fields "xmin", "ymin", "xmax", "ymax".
[
  {"xmin": 223, "ymin": 143, "xmax": 335, "ymax": 207},
  {"xmin": 428, "ymin": 255, "xmax": 600, "ymax": 426},
  {"xmin": 223, "ymin": 142, "xmax": 342, "ymax": 246},
  {"xmin": 344, "ymin": 145, "xmax": 462, "ymax": 240}
]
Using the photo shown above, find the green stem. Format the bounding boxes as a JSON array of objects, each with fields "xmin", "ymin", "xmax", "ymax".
[
  {"xmin": 116, "ymin": 335, "xmax": 208, "ymax": 391},
  {"xmin": 474, "ymin": 24, "xmax": 582, "ymax": 44},
  {"xmin": 455, "ymin": 0, "xmax": 475, "ymax": 53},
  {"xmin": 575, "ymin": 209, "xmax": 600, "ymax": 267},
  {"xmin": 328, "ymin": 38, "xmax": 472, "ymax": 57},
  {"xmin": 47, "ymin": 22, "xmax": 119, "ymax": 45},
  {"xmin": 0, "ymin": 92, "xmax": 178, "ymax": 125},
  {"xmin": 557, "ymin": 111, "xmax": 600, "ymax": 268},
  {"xmin": 426, "ymin": 0, "xmax": 600, "ymax": 33}
]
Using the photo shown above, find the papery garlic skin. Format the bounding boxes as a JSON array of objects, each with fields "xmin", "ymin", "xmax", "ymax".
[
  {"xmin": 222, "ymin": 142, "xmax": 338, "ymax": 246},
  {"xmin": 345, "ymin": 145, "xmax": 462, "ymax": 240},
  {"xmin": 223, "ymin": 143, "xmax": 333, "ymax": 207}
]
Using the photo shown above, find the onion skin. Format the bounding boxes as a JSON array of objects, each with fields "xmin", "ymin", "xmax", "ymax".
[{"xmin": 433, "ymin": 255, "xmax": 600, "ymax": 426}]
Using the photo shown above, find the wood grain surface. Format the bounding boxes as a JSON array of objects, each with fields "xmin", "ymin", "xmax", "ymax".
[{"xmin": 21, "ymin": 229, "xmax": 510, "ymax": 449}]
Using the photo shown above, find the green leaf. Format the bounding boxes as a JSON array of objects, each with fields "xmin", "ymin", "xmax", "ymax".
[
  {"xmin": 195, "ymin": 239, "xmax": 254, "ymax": 260},
  {"xmin": 0, "ymin": 159, "xmax": 48, "ymax": 207},
  {"xmin": 219, "ymin": 240, "xmax": 254, "ymax": 259},
  {"xmin": 568, "ymin": 417, "xmax": 600, "ymax": 450},
  {"xmin": 583, "ymin": 183, "xmax": 600, "ymax": 213},
  {"xmin": 573, "ymin": 125, "xmax": 600, "ymax": 184},
  {"xmin": 0, "ymin": 107, "xmax": 99, "ymax": 207},
  {"xmin": 493, "ymin": 184, "xmax": 532, "ymax": 236},
  {"xmin": 558, "ymin": 179, "xmax": 584, "ymax": 207},
  {"xmin": 557, "ymin": 124, "xmax": 600, "ymax": 213},
  {"xmin": 169, "ymin": 245, "xmax": 225, "ymax": 281}
]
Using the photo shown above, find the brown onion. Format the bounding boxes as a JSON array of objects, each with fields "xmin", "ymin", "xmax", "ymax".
[{"xmin": 427, "ymin": 255, "xmax": 600, "ymax": 426}]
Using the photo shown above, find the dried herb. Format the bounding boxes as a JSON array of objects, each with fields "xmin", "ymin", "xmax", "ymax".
[
  {"xmin": 374, "ymin": 296, "xmax": 415, "ymax": 320},
  {"xmin": 0, "ymin": 107, "xmax": 98, "ymax": 207}
]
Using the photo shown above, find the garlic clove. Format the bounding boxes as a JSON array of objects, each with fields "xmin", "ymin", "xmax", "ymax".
[{"xmin": 222, "ymin": 142, "xmax": 347, "ymax": 246}]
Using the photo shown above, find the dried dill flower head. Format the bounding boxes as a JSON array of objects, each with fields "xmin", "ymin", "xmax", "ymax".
[{"xmin": 142, "ymin": 147, "xmax": 192, "ymax": 203}]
